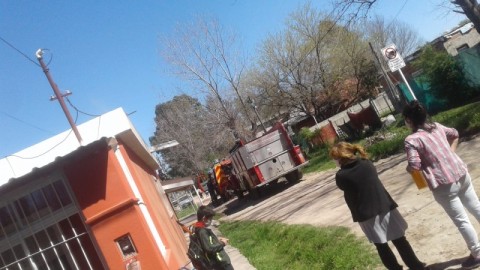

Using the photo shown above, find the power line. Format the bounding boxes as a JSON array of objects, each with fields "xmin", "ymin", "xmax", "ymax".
[
  {"xmin": 387, "ymin": 0, "xmax": 409, "ymax": 29},
  {"xmin": 4, "ymin": 110, "xmax": 79, "ymax": 159},
  {"xmin": 0, "ymin": 110, "xmax": 53, "ymax": 134},
  {"xmin": 65, "ymin": 97, "xmax": 101, "ymax": 117},
  {"xmin": 0, "ymin": 35, "xmax": 41, "ymax": 67}
]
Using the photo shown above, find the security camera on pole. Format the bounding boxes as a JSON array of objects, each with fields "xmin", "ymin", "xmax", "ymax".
[{"xmin": 381, "ymin": 44, "xmax": 417, "ymax": 100}]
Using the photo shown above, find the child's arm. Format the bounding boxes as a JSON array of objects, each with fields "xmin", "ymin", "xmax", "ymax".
[
  {"xmin": 197, "ymin": 228, "xmax": 225, "ymax": 254},
  {"xmin": 218, "ymin": 237, "xmax": 229, "ymax": 245}
]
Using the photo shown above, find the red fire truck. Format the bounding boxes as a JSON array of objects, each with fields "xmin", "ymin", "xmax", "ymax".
[{"xmin": 217, "ymin": 122, "xmax": 308, "ymax": 198}]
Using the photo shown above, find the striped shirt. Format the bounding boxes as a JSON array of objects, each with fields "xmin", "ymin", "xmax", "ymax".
[{"xmin": 404, "ymin": 122, "xmax": 467, "ymax": 189}]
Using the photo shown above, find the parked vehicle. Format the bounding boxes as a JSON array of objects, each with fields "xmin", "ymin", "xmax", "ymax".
[{"xmin": 214, "ymin": 122, "xmax": 308, "ymax": 199}]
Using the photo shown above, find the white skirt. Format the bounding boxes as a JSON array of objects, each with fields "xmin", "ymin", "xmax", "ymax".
[{"xmin": 358, "ymin": 208, "xmax": 408, "ymax": 244}]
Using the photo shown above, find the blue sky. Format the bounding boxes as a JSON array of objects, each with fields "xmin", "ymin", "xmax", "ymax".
[{"xmin": 0, "ymin": 0, "xmax": 465, "ymax": 158}]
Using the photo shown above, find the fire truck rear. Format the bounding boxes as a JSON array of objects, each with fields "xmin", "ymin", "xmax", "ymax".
[{"xmin": 226, "ymin": 122, "xmax": 308, "ymax": 197}]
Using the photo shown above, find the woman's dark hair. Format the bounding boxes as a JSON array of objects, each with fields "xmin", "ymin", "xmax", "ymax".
[
  {"xmin": 402, "ymin": 100, "xmax": 435, "ymax": 132},
  {"xmin": 197, "ymin": 205, "xmax": 215, "ymax": 221}
]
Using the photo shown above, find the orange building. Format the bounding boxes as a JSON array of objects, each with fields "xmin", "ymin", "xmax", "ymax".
[{"xmin": 0, "ymin": 108, "xmax": 189, "ymax": 269}]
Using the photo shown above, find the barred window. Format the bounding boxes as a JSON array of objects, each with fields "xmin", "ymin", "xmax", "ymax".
[{"xmin": 0, "ymin": 179, "xmax": 105, "ymax": 270}]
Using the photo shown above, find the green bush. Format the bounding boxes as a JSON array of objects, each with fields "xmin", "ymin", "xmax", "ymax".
[
  {"xmin": 413, "ymin": 45, "xmax": 478, "ymax": 107},
  {"xmin": 299, "ymin": 127, "xmax": 315, "ymax": 141},
  {"xmin": 431, "ymin": 102, "xmax": 480, "ymax": 136},
  {"xmin": 293, "ymin": 127, "xmax": 314, "ymax": 155},
  {"xmin": 366, "ymin": 129, "xmax": 409, "ymax": 161},
  {"xmin": 301, "ymin": 144, "xmax": 336, "ymax": 174}
]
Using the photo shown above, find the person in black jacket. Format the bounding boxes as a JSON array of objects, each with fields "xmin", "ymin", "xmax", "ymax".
[
  {"xmin": 330, "ymin": 142, "xmax": 428, "ymax": 270},
  {"xmin": 207, "ymin": 171, "xmax": 220, "ymax": 206},
  {"xmin": 193, "ymin": 205, "xmax": 233, "ymax": 270}
]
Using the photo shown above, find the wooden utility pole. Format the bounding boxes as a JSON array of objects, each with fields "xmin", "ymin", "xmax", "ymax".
[{"xmin": 36, "ymin": 49, "xmax": 83, "ymax": 144}]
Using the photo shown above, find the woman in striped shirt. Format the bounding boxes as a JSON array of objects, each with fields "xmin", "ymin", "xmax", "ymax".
[{"xmin": 403, "ymin": 100, "xmax": 480, "ymax": 269}]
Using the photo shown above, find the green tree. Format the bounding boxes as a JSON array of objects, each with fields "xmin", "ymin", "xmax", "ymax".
[
  {"xmin": 150, "ymin": 94, "xmax": 234, "ymax": 177},
  {"xmin": 413, "ymin": 45, "xmax": 477, "ymax": 107}
]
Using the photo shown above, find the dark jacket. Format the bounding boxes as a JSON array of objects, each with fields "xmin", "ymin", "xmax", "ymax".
[
  {"xmin": 194, "ymin": 224, "xmax": 232, "ymax": 269},
  {"xmin": 335, "ymin": 158, "xmax": 398, "ymax": 222}
]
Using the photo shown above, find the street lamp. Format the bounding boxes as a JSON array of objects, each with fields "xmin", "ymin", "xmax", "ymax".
[
  {"xmin": 246, "ymin": 96, "xmax": 267, "ymax": 133},
  {"xmin": 149, "ymin": 140, "xmax": 179, "ymax": 153}
]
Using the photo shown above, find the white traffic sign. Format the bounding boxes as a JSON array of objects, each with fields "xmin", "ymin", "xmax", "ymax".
[
  {"xmin": 381, "ymin": 44, "xmax": 406, "ymax": 72},
  {"xmin": 380, "ymin": 43, "xmax": 417, "ymax": 100}
]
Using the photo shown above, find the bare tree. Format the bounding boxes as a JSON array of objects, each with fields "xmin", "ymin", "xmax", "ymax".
[
  {"xmin": 160, "ymin": 16, "xmax": 255, "ymax": 139},
  {"xmin": 361, "ymin": 15, "xmax": 424, "ymax": 57},
  {"xmin": 249, "ymin": 4, "xmax": 379, "ymax": 121},
  {"xmin": 333, "ymin": 0, "xmax": 480, "ymax": 34},
  {"xmin": 452, "ymin": 0, "xmax": 480, "ymax": 33}
]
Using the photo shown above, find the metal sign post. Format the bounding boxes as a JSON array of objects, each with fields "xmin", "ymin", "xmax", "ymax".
[
  {"xmin": 381, "ymin": 44, "xmax": 417, "ymax": 100},
  {"xmin": 397, "ymin": 68, "xmax": 417, "ymax": 100}
]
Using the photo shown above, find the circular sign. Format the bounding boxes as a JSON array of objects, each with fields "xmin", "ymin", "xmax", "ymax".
[{"xmin": 384, "ymin": 47, "xmax": 397, "ymax": 60}]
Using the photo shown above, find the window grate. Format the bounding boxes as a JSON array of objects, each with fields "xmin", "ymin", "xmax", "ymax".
[{"xmin": 0, "ymin": 178, "xmax": 105, "ymax": 270}]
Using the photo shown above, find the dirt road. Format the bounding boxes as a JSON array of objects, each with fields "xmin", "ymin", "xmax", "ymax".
[{"xmin": 218, "ymin": 135, "xmax": 480, "ymax": 270}]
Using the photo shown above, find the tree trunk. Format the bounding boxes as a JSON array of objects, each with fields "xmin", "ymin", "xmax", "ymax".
[{"xmin": 454, "ymin": 0, "xmax": 480, "ymax": 34}]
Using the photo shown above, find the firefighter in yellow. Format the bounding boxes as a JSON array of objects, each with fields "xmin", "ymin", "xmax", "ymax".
[{"xmin": 213, "ymin": 159, "xmax": 233, "ymax": 202}]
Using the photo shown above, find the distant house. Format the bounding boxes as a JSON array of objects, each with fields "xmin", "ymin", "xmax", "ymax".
[
  {"xmin": 438, "ymin": 22, "xmax": 480, "ymax": 56},
  {"xmin": 0, "ymin": 108, "xmax": 189, "ymax": 269},
  {"xmin": 401, "ymin": 22, "xmax": 480, "ymax": 62}
]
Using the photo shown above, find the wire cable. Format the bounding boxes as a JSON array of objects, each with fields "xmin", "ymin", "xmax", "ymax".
[
  {"xmin": 42, "ymin": 48, "xmax": 54, "ymax": 66},
  {"xmin": 0, "ymin": 35, "xmax": 41, "ymax": 67},
  {"xmin": 0, "ymin": 110, "xmax": 53, "ymax": 134},
  {"xmin": 4, "ymin": 110, "xmax": 79, "ymax": 159},
  {"xmin": 386, "ymin": 0, "xmax": 409, "ymax": 29},
  {"xmin": 65, "ymin": 97, "xmax": 101, "ymax": 117}
]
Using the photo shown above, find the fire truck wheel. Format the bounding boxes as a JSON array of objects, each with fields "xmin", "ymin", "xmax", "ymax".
[
  {"xmin": 221, "ymin": 194, "xmax": 229, "ymax": 203},
  {"xmin": 248, "ymin": 187, "xmax": 260, "ymax": 200},
  {"xmin": 286, "ymin": 170, "xmax": 303, "ymax": 183},
  {"xmin": 235, "ymin": 190, "xmax": 245, "ymax": 200}
]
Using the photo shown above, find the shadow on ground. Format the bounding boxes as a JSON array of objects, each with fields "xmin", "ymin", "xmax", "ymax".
[
  {"xmin": 218, "ymin": 179, "xmax": 300, "ymax": 216},
  {"xmin": 427, "ymin": 256, "xmax": 465, "ymax": 270}
]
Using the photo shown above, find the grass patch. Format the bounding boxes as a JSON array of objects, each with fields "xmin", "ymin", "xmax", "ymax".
[
  {"xmin": 301, "ymin": 145, "xmax": 336, "ymax": 174},
  {"xmin": 176, "ymin": 204, "xmax": 197, "ymax": 219},
  {"xmin": 219, "ymin": 221, "xmax": 380, "ymax": 270},
  {"xmin": 431, "ymin": 102, "xmax": 480, "ymax": 137}
]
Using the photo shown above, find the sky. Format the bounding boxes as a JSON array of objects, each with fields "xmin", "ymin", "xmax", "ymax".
[{"xmin": 0, "ymin": 0, "xmax": 466, "ymax": 158}]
